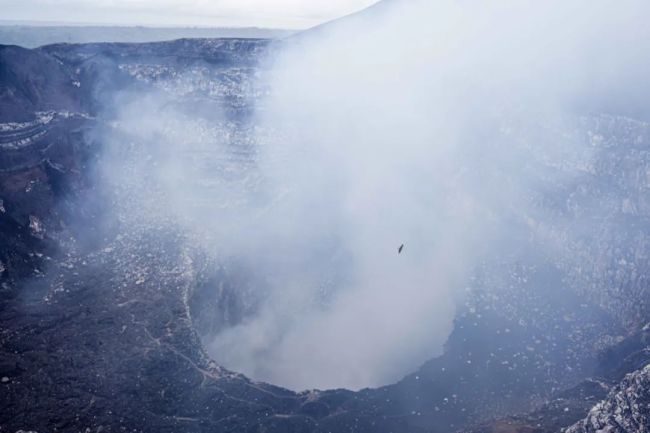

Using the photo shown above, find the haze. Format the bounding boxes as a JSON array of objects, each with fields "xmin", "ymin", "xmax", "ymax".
[{"xmin": 0, "ymin": 0, "xmax": 380, "ymax": 29}]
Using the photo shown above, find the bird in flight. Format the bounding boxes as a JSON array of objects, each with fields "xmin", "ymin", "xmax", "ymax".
[{"xmin": 398, "ymin": 244, "xmax": 405, "ymax": 254}]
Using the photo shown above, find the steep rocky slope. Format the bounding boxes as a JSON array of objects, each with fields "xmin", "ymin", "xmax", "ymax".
[
  {"xmin": 0, "ymin": 45, "xmax": 85, "ymax": 122},
  {"xmin": 566, "ymin": 364, "xmax": 650, "ymax": 433}
]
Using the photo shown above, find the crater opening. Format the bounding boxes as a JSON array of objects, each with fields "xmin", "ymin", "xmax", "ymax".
[{"xmin": 187, "ymin": 252, "xmax": 455, "ymax": 392}]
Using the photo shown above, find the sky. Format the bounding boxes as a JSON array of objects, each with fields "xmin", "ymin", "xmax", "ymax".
[{"xmin": 0, "ymin": 0, "xmax": 380, "ymax": 29}]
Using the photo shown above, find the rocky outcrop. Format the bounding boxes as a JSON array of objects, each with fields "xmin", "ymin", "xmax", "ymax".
[
  {"xmin": 566, "ymin": 364, "xmax": 650, "ymax": 433},
  {"xmin": 0, "ymin": 45, "xmax": 85, "ymax": 122}
]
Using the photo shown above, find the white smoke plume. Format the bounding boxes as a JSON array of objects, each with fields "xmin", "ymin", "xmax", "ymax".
[{"xmin": 99, "ymin": 0, "xmax": 650, "ymax": 391}]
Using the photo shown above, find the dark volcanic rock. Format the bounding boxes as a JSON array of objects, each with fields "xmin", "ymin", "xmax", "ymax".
[
  {"xmin": 460, "ymin": 326, "xmax": 650, "ymax": 433},
  {"xmin": 0, "ymin": 45, "xmax": 84, "ymax": 122}
]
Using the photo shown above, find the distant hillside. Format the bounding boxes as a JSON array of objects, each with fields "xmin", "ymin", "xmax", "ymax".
[{"xmin": 0, "ymin": 24, "xmax": 295, "ymax": 48}]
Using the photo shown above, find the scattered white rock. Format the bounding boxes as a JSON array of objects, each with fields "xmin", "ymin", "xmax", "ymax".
[{"xmin": 28, "ymin": 216, "xmax": 44, "ymax": 239}]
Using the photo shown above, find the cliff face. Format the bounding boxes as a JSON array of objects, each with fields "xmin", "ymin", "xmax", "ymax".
[{"xmin": 567, "ymin": 364, "xmax": 650, "ymax": 433}]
